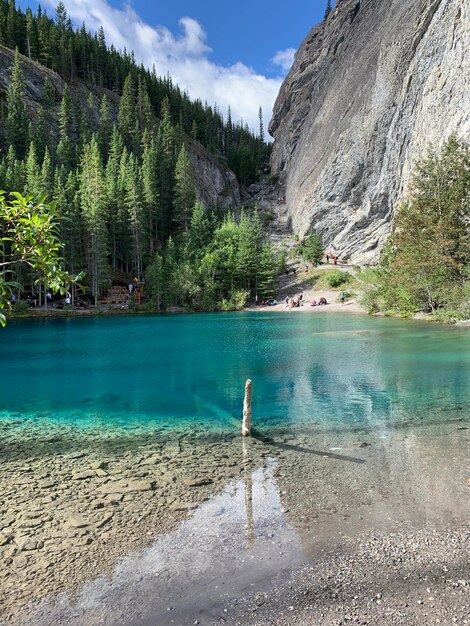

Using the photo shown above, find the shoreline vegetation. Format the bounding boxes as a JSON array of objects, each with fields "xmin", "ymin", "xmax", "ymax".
[{"xmin": 8, "ymin": 260, "xmax": 470, "ymax": 326}]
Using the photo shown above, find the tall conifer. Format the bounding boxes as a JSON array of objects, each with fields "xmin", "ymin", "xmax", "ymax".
[
  {"xmin": 79, "ymin": 135, "xmax": 109, "ymax": 304},
  {"xmin": 6, "ymin": 49, "xmax": 29, "ymax": 160},
  {"xmin": 173, "ymin": 143, "xmax": 196, "ymax": 231}
]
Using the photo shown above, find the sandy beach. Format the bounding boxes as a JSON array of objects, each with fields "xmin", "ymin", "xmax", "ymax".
[{"xmin": 246, "ymin": 263, "xmax": 367, "ymax": 315}]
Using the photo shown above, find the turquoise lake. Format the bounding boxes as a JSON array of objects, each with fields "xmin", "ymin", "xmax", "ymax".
[{"xmin": 1, "ymin": 312, "xmax": 469, "ymax": 434}]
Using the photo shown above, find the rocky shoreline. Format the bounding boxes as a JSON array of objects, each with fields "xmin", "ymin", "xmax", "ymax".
[
  {"xmin": 1, "ymin": 411, "xmax": 469, "ymax": 625},
  {"xmin": 0, "ymin": 418, "xmax": 275, "ymax": 623}
]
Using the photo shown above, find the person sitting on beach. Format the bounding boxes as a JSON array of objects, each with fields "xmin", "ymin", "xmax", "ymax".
[
  {"xmin": 319, "ymin": 297, "xmax": 327, "ymax": 305},
  {"xmin": 311, "ymin": 299, "xmax": 317, "ymax": 306}
]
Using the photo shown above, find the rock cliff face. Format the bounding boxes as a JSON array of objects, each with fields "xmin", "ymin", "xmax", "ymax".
[
  {"xmin": 269, "ymin": 0, "xmax": 470, "ymax": 264},
  {"xmin": 0, "ymin": 46, "xmax": 240, "ymax": 210}
]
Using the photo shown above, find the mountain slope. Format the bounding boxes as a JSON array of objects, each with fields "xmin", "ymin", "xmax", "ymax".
[{"xmin": 269, "ymin": 0, "xmax": 470, "ymax": 264}]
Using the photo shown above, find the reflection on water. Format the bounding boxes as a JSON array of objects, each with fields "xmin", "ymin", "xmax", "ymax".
[
  {"xmin": 1, "ymin": 314, "xmax": 469, "ymax": 435},
  {"xmin": 26, "ymin": 462, "xmax": 305, "ymax": 626}
]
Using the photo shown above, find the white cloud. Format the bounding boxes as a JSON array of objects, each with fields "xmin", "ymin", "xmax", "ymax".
[
  {"xmin": 44, "ymin": 0, "xmax": 285, "ymax": 139},
  {"xmin": 271, "ymin": 48, "xmax": 296, "ymax": 73}
]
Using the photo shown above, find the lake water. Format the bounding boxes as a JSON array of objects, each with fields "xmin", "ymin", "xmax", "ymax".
[
  {"xmin": 2, "ymin": 312, "xmax": 470, "ymax": 625},
  {"xmin": 1, "ymin": 312, "xmax": 469, "ymax": 434}
]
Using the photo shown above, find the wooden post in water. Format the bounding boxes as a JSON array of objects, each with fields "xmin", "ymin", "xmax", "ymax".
[{"xmin": 241, "ymin": 379, "xmax": 252, "ymax": 437}]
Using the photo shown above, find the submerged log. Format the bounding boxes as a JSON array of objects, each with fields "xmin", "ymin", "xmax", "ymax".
[{"xmin": 241, "ymin": 379, "xmax": 252, "ymax": 437}]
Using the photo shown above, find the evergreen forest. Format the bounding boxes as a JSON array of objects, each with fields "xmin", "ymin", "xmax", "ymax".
[{"xmin": 0, "ymin": 1, "xmax": 276, "ymax": 311}]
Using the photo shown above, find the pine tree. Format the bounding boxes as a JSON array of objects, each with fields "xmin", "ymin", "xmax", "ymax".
[
  {"xmin": 79, "ymin": 135, "xmax": 109, "ymax": 304},
  {"xmin": 32, "ymin": 106, "xmax": 48, "ymax": 163},
  {"xmin": 4, "ymin": 145, "xmax": 25, "ymax": 191},
  {"xmin": 258, "ymin": 106, "xmax": 264, "ymax": 141},
  {"xmin": 188, "ymin": 201, "xmax": 213, "ymax": 258},
  {"xmin": 173, "ymin": 143, "xmax": 196, "ymax": 231},
  {"xmin": 156, "ymin": 98, "xmax": 176, "ymax": 238},
  {"xmin": 25, "ymin": 7, "xmax": 39, "ymax": 60},
  {"xmin": 136, "ymin": 75, "xmax": 154, "ymax": 133},
  {"xmin": 105, "ymin": 126, "xmax": 124, "ymax": 269},
  {"xmin": 42, "ymin": 77, "xmax": 54, "ymax": 109},
  {"xmin": 257, "ymin": 243, "xmax": 278, "ymax": 299},
  {"xmin": 5, "ymin": 49, "xmax": 30, "ymax": 160},
  {"xmin": 237, "ymin": 210, "xmax": 263, "ymax": 292},
  {"xmin": 97, "ymin": 95, "xmax": 112, "ymax": 160},
  {"xmin": 56, "ymin": 84, "xmax": 75, "ymax": 170},
  {"xmin": 141, "ymin": 132, "xmax": 159, "ymax": 254},
  {"xmin": 118, "ymin": 73, "xmax": 138, "ymax": 152},
  {"xmin": 40, "ymin": 147, "xmax": 53, "ymax": 198},
  {"xmin": 145, "ymin": 252, "xmax": 164, "ymax": 311},
  {"xmin": 124, "ymin": 153, "xmax": 146, "ymax": 278},
  {"xmin": 25, "ymin": 141, "xmax": 42, "ymax": 197},
  {"xmin": 382, "ymin": 136, "xmax": 470, "ymax": 312}
]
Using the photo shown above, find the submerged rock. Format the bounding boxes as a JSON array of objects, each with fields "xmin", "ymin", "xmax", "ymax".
[{"xmin": 183, "ymin": 478, "xmax": 214, "ymax": 487}]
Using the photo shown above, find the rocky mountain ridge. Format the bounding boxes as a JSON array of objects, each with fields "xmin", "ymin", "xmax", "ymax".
[{"xmin": 269, "ymin": 0, "xmax": 470, "ymax": 264}]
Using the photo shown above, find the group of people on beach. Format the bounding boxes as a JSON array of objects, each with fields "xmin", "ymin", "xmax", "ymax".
[
  {"xmin": 286, "ymin": 294, "xmax": 303, "ymax": 309},
  {"xmin": 311, "ymin": 297, "xmax": 328, "ymax": 306},
  {"xmin": 285, "ymin": 293, "xmax": 328, "ymax": 309},
  {"xmin": 255, "ymin": 295, "xmax": 278, "ymax": 306}
]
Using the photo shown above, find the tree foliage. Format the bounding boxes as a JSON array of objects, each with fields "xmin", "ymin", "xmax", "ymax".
[
  {"xmin": 145, "ymin": 206, "xmax": 280, "ymax": 312},
  {"xmin": 0, "ymin": 191, "xmax": 75, "ymax": 325},
  {"xmin": 0, "ymin": 2, "xmax": 273, "ymax": 306},
  {"xmin": 368, "ymin": 136, "xmax": 470, "ymax": 317},
  {"xmin": 299, "ymin": 233, "xmax": 324, "ymax": 266}
]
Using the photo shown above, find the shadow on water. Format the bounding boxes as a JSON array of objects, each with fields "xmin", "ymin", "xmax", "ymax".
[{"xmin": 252, "ymin": 430, "xmax": 366, "ymax": 464}]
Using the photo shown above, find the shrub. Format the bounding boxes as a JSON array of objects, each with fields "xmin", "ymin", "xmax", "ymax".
[
  {"xmin": 219, "ymin": 290, "xmax": 249, "ymax": 311},
  {"xmin": 322, "ymin": 270, "xmax": 351, "ymax": 288},
  {"xmin": 12, "ymin": 300, "xmax": 29, "ymax": 314}
]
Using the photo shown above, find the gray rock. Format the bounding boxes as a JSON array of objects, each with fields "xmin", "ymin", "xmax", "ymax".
[
  {"xmin": 123, "ymin": 480, "xmax": 154, "ymax": 493},
  {"xmin": 18, "ymin": 518, "xmax": 43, "ymax": 529},
  {"xmin": 169, "ymin": 502, "xmax": 199, "ymax": 512},
  {"xmin": 16, "ymin": 538, "xmax": 44, "ymax": 551},
  {"xmin": 66, "ymin": 514, "xmax": 89, "ymax": 529},
  {"xmin": 94, "ymin": 468, "xmax": 108, "ymax": 477},
  {"xmin": 269, "ymin": 0, "xmax": 470, "ymax": 264},
  {"xmin": 89, "ymin": 460, "xmax": 106, "ymax": 470},
  {"xmin": 94, "ymin": 513, "xmax": 114, "ymax": 529},
  {"xmin": 72, "ymin": 471, "xmax": 96, "ymax": 480},
  {"xmin": 183, "ymin": 478, "xmax": 214, "ymax": 487},
  {"xmin": 12, "ymin": 555, "xmax": 28, "ymax": 569}
]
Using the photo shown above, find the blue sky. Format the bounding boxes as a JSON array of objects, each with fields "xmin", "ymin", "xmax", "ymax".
[{"xmin": 19, "ymin": 0, "xmax": 327, "ymax": 135}]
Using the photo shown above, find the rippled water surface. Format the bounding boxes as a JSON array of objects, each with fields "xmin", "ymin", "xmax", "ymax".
[{"xmin": 1, "ymin": 312, "xmax": 469, "ymax": 432}]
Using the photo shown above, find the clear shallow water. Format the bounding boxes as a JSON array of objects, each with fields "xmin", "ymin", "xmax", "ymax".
[{"xmin": 1, "ymin": 312, "xmax": 469, "ymax": 433}]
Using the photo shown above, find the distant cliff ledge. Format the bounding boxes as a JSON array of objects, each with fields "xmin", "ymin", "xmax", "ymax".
[{"xmin": 269, "ymin": 0, "xmax": 470, "ymax": 264}]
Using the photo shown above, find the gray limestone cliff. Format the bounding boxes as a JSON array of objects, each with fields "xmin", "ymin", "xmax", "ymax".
[
  {"xmin": 0, "ymin": 46, "xmax": 240, "ymax": 210},
  {"xmin": 269, "ymin": 0, "xmax": 470, "ymax": 264}
]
